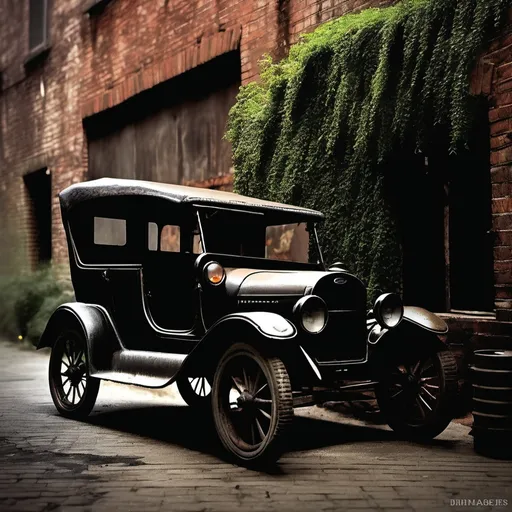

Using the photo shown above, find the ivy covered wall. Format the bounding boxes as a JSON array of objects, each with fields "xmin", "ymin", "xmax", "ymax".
[{"xmin": 227, "ymin": 0, "xmax": 511, "ymax": 303}]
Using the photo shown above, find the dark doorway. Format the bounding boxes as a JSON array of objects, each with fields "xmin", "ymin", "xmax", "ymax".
[
  {"xmin": 448, "ymin": 99, "xmax": 494, "ymax": 312},
  {"xmin": 387, "ymin": 98, "xmax": 494, "ymax": 313},
  {"xmin": 386, "ymin": 152, "xmax": 447, "ymax": 312},
  {"xmin": 24, "ymin": 168, "xmax": 52, "ymax": 266}
]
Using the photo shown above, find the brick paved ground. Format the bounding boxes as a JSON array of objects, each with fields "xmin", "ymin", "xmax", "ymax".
[{"xmin": 0, "ymin": 341, "xmax": 511, "ymax": 512}]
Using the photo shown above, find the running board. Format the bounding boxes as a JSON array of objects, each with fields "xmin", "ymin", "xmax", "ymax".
[
  {"xmin": 293, "ymin": 395, "xmax": 315, "ymax": 408},
  {"xmin": 91, "ymin": 349, "xmax": 186, "ymax": 388}
]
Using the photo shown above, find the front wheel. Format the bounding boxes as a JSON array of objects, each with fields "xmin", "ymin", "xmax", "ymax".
[
  {"xmin": 376, "ymin": 349, "xmax": 458, "ymax": 440},
  {"xmin": 49, "ymin": 330, "xmax": 100, "ymax": 419},
  {"xmin": 212, "ymin": 343, "xmax": 293, "ymax": 465}
]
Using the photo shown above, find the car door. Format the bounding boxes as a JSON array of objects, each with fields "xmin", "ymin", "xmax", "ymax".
[
  {"xmin": 85, "ymin": 196, "xmax": 155, "ymax": 351},
  {"xmin": 141, "ymin": 211, "xmax": 200, "ymax": 333}
]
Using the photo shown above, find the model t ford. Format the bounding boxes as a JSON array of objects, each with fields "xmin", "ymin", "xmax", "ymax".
[{"xmin": 39, "ymin": 178, "xmax": 458, "ymax": 464}]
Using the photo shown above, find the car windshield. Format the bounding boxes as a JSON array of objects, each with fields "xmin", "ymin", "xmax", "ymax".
[{"xmin": 196, "ymin": 208, "xmax": 322, "ymax": 264}]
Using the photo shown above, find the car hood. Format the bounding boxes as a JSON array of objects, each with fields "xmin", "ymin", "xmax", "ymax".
[{"xmin": 225, "ymin": 268, "xmax": 354, "ymax": 299}]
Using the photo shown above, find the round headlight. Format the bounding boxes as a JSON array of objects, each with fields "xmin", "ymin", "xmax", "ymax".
[
  {"xmin": 293, "ymin": 295, "xmax": 328, "ymax": 334},
  {"xmin": 205, "ymin": 261, "xmax": 225, "ymax": 285},
  {"xmin": 374, "ymin": 293, "xmax": 403, "ymax": 329}
]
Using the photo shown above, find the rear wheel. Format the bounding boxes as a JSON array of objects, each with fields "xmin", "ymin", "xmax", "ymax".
[
  {"xmin": 177, "ymin": 376, "xmax": 211, "ymax": 408},
  {"xmin": 212, "ymin": 343, "xmax": 293, "ymax": 465},
  {"xmin": 376, "ymin": 349, "xmax": 458, "ymax": 439},
  {"xmin": 49, "ymin": 330, "xmax": 100, "ymax": 419}
]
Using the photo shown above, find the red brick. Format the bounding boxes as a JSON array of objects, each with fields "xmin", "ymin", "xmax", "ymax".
[
  {"xmin": 491, "ymin": 146, "xmax": 512, "ymax": 165},
  {"xmin": 490, "ymin": 134, "xmax": 512, "ymax": 149},
  {"xmin": 497, "ymin": 61, "xmax": 512, "ymax": 80},
  {"xmin": 495, "ymin": 259, "xmax": 512, "ymax": 273},
  {"xmin": 496, "ymin": 230, "xmax": 512, "ymax": 246},
  {"xmin": 494, "ymin": 91, "xmax": 512, "ymax": 107},
  {"xmin": 491, "ymin": 165, "xmax": 512, "ymax": 183},
  {"xmin": 495, "ymin": 248, "xmax": 512, "ymax": 266},
  {"xmin": 493, "ymin": 197, "xmax": 512, "ymax": 214},
  {"xmin": 493, "ymin": 213, "xmax": 512, "ymax": 230},
  {"xmin": 496, "ymin": 285, "xmax": 512, "ymax": 300},
  {"xmin": 490, "ymin": 118, "xmax": 510, "ymax": 135},
  {"xmin": 492, "ymin": 182, "xmax": 512, "ymax": 197}
]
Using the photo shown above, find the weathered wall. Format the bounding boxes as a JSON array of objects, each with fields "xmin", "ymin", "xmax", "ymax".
[
  {"xmin": 0, "ymin": 0, "xmax": 85, "ymax": 273},
  {"xmin": 0, "ymin": 0, "xmax": 510, "ymax": 353},
  {"xmin": 470, "ymin": 18, "xmax": 512, "ymax": 325},
  {"xmin": 0, "ymin": 0, "xmax": 395, "ymax": 273},
  {"xmin": 86, "ymin": 51, "xmax": 240, "ymax": 185}
]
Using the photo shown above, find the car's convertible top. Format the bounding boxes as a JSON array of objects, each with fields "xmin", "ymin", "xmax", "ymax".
[{"xmin": 59, "ymin": 178, "xmax": 324, "ymax": 221}]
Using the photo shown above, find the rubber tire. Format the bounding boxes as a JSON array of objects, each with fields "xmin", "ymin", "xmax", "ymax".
[
  {"xmin": 177, "ymin": 376, "xmax": 211, "ymax": 409},
  {"xmin": 212, "ymin": 343, "xmax": 293, "ymax": 465},
  {"xmin": 376, "ymin": 350, "xmax": 458, "ymax": 440},
  {"xmin": 49, "ymin": 330, "xmax": 100, "ymax": 419}
]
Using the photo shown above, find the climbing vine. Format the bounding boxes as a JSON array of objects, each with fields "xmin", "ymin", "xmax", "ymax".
[{"xmin": 227, "ymin": 0, "xmax": 510, "ymax": 302}]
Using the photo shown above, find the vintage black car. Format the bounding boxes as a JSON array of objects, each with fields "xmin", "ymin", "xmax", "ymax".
[{"xmin": 39, "ymin": 178, "xmax": 458, "ymax": 464}]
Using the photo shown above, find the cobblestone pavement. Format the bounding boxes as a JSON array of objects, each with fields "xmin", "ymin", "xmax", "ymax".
[{"xmin": 0, "ymin": 341, "xmax": 511, "ymax": 512}]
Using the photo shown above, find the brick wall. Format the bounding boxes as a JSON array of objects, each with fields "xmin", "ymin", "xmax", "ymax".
[
  {"xmin": 470, "ymin": 14, "xmax": 512, "ymax": 326},
  {"xmin": 0, "ymin": 1, "xmax": 510, "ymax": 347},
  {"xmin": 0, "ymin": 0, "xmax": 86, "ymax": 272},
  {"xmin": 441, "ymin": 16, "xmax": 512, "ymax": 407},
  {"xmin": 0, "ymin": 0, "xmax": 395, "ymax": 274}
]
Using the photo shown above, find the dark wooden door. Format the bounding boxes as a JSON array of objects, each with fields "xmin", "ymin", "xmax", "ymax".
[{"xmin": 85, "ymin": 51, "xmax": 241, "ymax": 185}]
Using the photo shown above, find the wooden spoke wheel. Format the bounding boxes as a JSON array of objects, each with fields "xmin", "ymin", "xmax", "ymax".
[
  {"xmin": 177, "ymin": 376, "xmax": 212, "ymax": 408},
  {"xmin": 212, "ymin": 343, "xmax": 293, "ymax": 465},
  {"xmin": 376, "ymin": 349, "xmax": 458, "ymax": 440},
  {"xmin": 49, "ymin": 330, "xmax": 99, "ymax": 419}
]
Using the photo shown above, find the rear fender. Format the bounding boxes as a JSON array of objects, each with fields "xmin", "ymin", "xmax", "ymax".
[
  {"xmin": 180, "ymin": 312, "xmax": 321, "ymax": 385},
  {"xmin": 38, "ymin": 302, "xmax": 121, "ymax": 374}
]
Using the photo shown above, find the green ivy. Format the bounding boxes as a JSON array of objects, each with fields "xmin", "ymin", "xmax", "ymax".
[{"xmin": 227, "ymin": 0, "xmax": 509, "ymax": 303}]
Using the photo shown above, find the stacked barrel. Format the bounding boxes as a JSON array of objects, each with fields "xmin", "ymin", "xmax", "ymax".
[{"xmin": 471, "ymin": 350, "xmax": 512, "ymax": 459}]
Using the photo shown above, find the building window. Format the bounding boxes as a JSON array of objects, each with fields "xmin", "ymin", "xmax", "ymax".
[
  {"xmin": 396, "ymin": 101, "xmax": 494, "ymax": 314},
  {"xmin": 28, "ymin": 0, "xmax": 50, "ymax": 55},
  {"xmin": 23, "ymin": 168, "xmax": 52, "ymax": 267}
]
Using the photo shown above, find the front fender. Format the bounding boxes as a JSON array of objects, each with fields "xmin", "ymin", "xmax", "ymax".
[
  {"xmin": 38, "ymin": 302, "xmax": 121, "ymax": 374},
  {"xmin": 368, "ymin": 315, "xmax": 448, "ymax": 375},
  {"xmin": 368, "ymin": 306, "xmax": 448, "ymax": 345},
  {"xmin": 403, "ymin": 306, "xmax": 448, "ymax": 334},
  {"xmin": 179, "ymin": 311, "xmax": 320, "ymax": 375},
  {"xmin": 179, "ymin": 312, "xmax": 322, "ymax": 385},
  {"xmin": 184, "ymin": 312, "xmax": 296, "ymax": 367},
  {"xmin": 212, "ymin": 312, "xmax": 297, "ymax": 340}
]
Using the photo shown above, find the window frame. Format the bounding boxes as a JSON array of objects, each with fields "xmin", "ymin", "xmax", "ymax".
[
  {"xmin": 68, "ymin": 197, "xmax": 142, "ymax": 266},
  {"xmin": 26, "ymin": 0, "xmax": 51, "ymax": 62}
]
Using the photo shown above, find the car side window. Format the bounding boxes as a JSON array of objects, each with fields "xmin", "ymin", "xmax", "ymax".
[
  {"xmin": 193, "ymin": 233, "xmax": 203, "ymax": 254},
  {"xmin": 94, "ymin": 217, "xmax": 127, "ymax": 246},
  {"xmin": 148, "ymin": 222, "xmax": 158, "ymax": 251},
  {"xmin": 160, "ymin": 225, "xmax": 180, "ymax": 252},
  {"xmin": 147, "ymin": 222, "xmax": 181, "ymax": 253}
]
